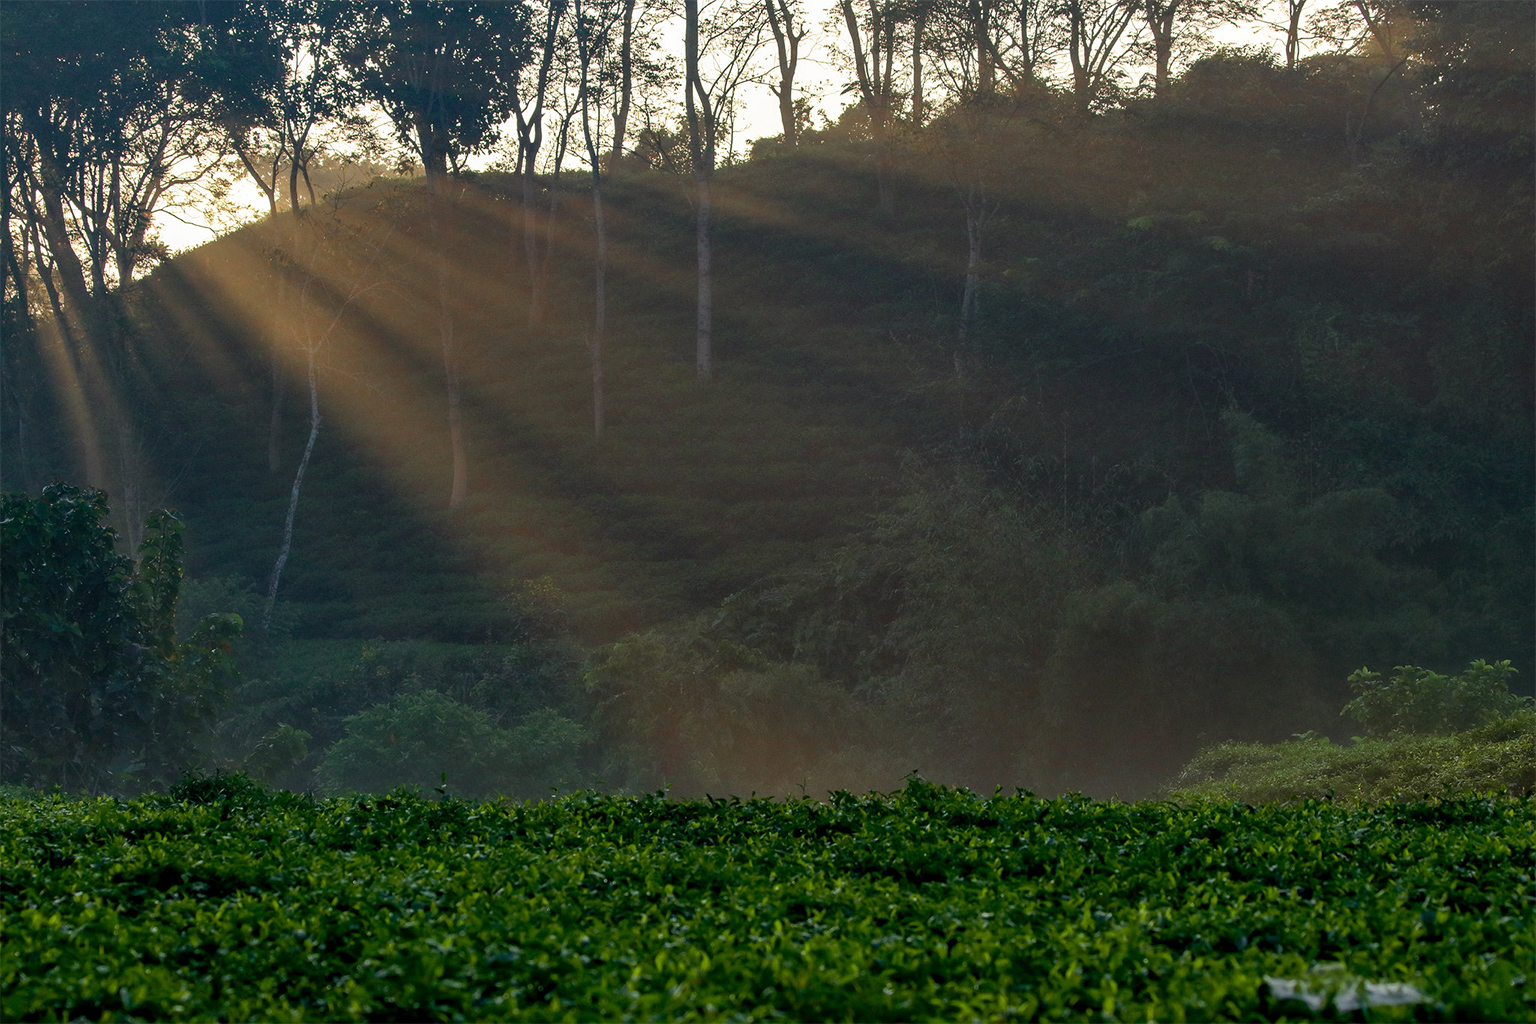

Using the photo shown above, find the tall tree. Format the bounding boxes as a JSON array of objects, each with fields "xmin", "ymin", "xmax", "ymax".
[
  {"xmin": 765, "ymin": 0, "xmax": 807, "ymax": 143},
  {"xmin": 839, "ymin": 0, "xmax": 903, "ymax": 211},
  {"xmin": 1281, "ymin": 0, "xmax": 1307, "ymax": 70},
  {"xmin": 683, "ymin": 0, "xmax": 766, "ymax": 378},
  {"xmin": 577, "ymin": 0, "xmax": 628, "ymax": 434},
  {"xmin": 214, "ymin": 0, "xmax": 363, "ymax": 472},
  {"xmin": 1000, "ymin": 0, "xmax": 1059, "ymax": 83},
  {"xmin": 1059, "ymin": 0, "xmax": 1142, "ymax": 113},
  {"xmin": 1141, "ymin": 0, "xmax": 1256, "ymax": 97},
  {"xmin": 3, "ymin": 3, "xmax": 279, "ymax": 541},
  {"xmin": 611, "ymin": 0, "xmax": 639, "ymax": 161},
  {"xmin": 346, "ymin": 0, "xmax": 532, "ymax": 508},
  {"xmin": 262, "ymin": 191, "xmax": 392, "ymax": 631},
  {"xmin": 510, "ymin": 0, "xmax": 568, "ymax": 325}
]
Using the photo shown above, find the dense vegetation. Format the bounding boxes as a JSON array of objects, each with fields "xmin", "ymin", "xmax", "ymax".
[
  {"xmin": 3, "ymin": 1, "xmax": 1532, "ymax": 799},
  {"xmin": 5, "ymin": 779, "xmax": 1533, "ymax": 1021}
]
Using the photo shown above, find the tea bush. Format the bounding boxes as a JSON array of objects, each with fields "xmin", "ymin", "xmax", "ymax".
[{"xmin": 4, "ymin": 780, "xmax": 1532, "ymax": 1021}]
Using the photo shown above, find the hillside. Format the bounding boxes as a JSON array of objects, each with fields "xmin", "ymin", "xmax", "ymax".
[{"xmin": 5, "ymin": 51, "xmax": 1532, "ymax": 798}]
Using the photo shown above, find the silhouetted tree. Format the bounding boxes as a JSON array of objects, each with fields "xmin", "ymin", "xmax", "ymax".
[{"xmin": 346, "ymin": 0, "xmax": 532, "ymax": 507}]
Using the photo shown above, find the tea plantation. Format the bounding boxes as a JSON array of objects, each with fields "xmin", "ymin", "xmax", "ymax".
[{"xmin": 4, "ymin": 780, "xmax": 1532, "ymax": 1022}]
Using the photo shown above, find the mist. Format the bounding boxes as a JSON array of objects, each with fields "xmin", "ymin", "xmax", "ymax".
[{"xmin": 3, "ymin": 0, "xmax": 1531, "ymax": 803}]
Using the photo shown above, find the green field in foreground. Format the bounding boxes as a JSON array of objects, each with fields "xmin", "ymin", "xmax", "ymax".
[{"xmin": 3, "ymin": 780, "xmax": 1532, "ymax": 1022}]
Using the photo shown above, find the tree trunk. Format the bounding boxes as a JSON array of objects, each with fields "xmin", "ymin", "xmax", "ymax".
[
  {"xmin": 912, "ymin": 16, "xmax": 926, "ymax": 126},
  {"xmin": 591, "ymin": 182, "xmax": 607, "ymax": 436},
  {"xmin": 264, "ymin": 342, "xmax": 320, "ymax": 632},
  {"xmin": 521, "ymin": 166, "xmax": 542, "ymax": 324},
  {"xmin": 971, "ymin": 0, "xmax": 994, "ymax": 96},
  {"xmin": 578, "ymin": 0, "xmax": 608, "ymax": 435},
  {"xmin": 872, "ymin": 109, "xmax": 893, "ymax": 214},
  {"xmin": 425, "ymin": 170, "xmax": 467, "ymax": 509},
  {"xmin": 612, "ymin": 0, "xmax": 637, "ymax": 163},
  {"xmin": 958, "ymin": 186, "xmax": 983, "ymax": 375},
  {"xmin": 766, "ymin": 0, "xmax": 802, "ymax": 145},
  {"xmin": 29, "ymin": 221, "xmax": 106, "ymax": 487},
  {"xmin": 694, "ymin": 174, "xmax": 713, "ymax": 379},
  {"xmin": 685, "ymin": 0, "xmax": 716, "ymax": 378},
  {"xmin": 1286, "ymin": 0, "xmax": 1306, "ymax": 71}
]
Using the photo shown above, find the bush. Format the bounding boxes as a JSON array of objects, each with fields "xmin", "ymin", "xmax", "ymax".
[
  {"xmin": 1, "ymin": 485, "xmax": 242, "ymax": 792},
  {"xmin": 1342, "ymin": 659, "xmax": 1529, "ymax": 737},
  {"xmin": 315, "ymin": 690, "xmax": 585, "ymax": 799},
  {"xmin": 1169, "ymin": 710, "xmax": 1536, "ymax": 802},
  {"xmin": 168, "ymin": 769, "xmax": 272, "ymax": 806}
]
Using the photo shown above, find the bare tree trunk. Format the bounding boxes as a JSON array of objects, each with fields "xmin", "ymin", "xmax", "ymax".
[
  {"xmin": 695, "ymin": 175, "xmax": 713, "ymax": 379},
  {"xmin": 839, "ymin": 0, "xmax": 895, "ymax": 212},
  {"xmin": 267, "ymin": 270, "xmax": 287, "ymax": 472},
  {"xmin": 766, "ymin": 0, "xmax": 804, "ymax": 145},
  {"xmin": 425, "ymin": 172, "xmax": 468, "ymax": 509},
  {"xmin": 521, "ymin": 169, "xmax": 543, "ymax": 324},
  {"xmin": 685, "ymin": 0, "xmax": 716, "ymax": 379},
  {"xmin": 578, "ymin": 0, "xmax": 609, "ymax": 435},
  {"xmin": 958, "ymin": 185, "xmax": 983, "ymax": 375},
  {"xmin": 912, "ymin": 15, "xmax": 926, "ymax": 126},
  {"xmin": 612, "ymin": 0, "xmax": 637, "ymax": 163},
  {"xmin": 264, "ymin": 343, "xmax": 320, "ymax": 632},
  {"xmin": 1146, "ymin": 0, "xmax": 1179, "ymax": 98},
  {"xmin": 1285, "ymin": 0, "xmax": 1306, "ymax": 70},
  {"xmin": 591, "ymin": 184, "xmax": 607, "ymax": 435}
]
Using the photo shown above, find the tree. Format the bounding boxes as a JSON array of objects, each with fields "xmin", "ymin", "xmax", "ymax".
[
  {"xmin": 577, "ymin": 0, "xmax": 629, "ymax": 434},
  {"xmin": 1141, "ymin": 0, "xmax": 1257, "ymax": 98},
  {"xmin": 213, "ymin": 0, "xmax": 366, "ymax": 473},
  {"xmin": 346, "ymin": 0, "xmax": 533, "ymax": 507},
  {"xmin": 0, "ymin": 484, "xmax": 241, "ymax": 792},
  {"xmin": 765, "ymin": 0, "xmax": 808, "ymax": 143},
  {"xmin": 1280, "ymin": 0, "xmax": 1307, "ymax": 70},
  {"xmin": 510, "ymin": 0, "xmax": 568, "ymax": 325},
  {"xmin": 3, "ymin": 3, "xmax": 279, "ymax": 540},
  {"xmin": 997, "ymin": 0, "xmax": 1060, "ymax": 84},
  {"xmin": 1059, "ymin": 0, "xmax": 1143, "ymax": 113},
  {"xmin": 610, "ymin": 0, "xmax": 640, "ymax": 161},
  {"xmin": 839, "ymin": 0, "xmax": 904, "ymax": 211},
  {"xmin": 683, "ymin": 0, "xmax": 767, "ymax": 378},
  {"xmin": 263, "ymin": 188, "xmax": 397, "ymax": 631}
]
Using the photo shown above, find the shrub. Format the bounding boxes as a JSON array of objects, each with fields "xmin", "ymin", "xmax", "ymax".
[
  {"xmin": 1169, "ymin": 709, "xmax": 1536, "ymax": 802},
  {"xmin": 168, "ymin": 768, "xmax": 272, "ymax": 806},
  {"xmin": 1, "ymin": 485, "xmax": 242, "ymax": 792},
  {"xmin": 315, "ymin": 691, "xmax": 585, "ymax": 799},
  {"xmin": 1342, "ymin": 659, "xmax": 1529, "ymax": 737}
]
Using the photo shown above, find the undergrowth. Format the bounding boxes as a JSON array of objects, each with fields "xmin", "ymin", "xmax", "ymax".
[{"xmin": 1168, "ymin": 711, "xmax": 1536, "ymax": 803}]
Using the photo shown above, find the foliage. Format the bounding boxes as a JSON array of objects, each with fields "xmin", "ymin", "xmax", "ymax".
[
  {"xmin": 344, "ymin": 0, "xmax": 533, "ymax": 176},
  {"xmin": 3, "ymin": 782, "xmax": 1532, "ymax": 1021},
  {"xmin": 240, "ymin": 724, "xmax": 313, "ymax": 785},
  {"xmin": 1169, "ymin": 711, "xmax": 1536, "ymax": 804},
  {"xmin": 0, "ymin": 485, "xmax": 241, "ymax": 792},
  {"xmin": 315, "ymin": 690, "xmax": 585, "ymax": 800},
  {"xmin": 587, "ymin": 621, "xmax": 905, "ymax": 796},
  {"xmin": 709, "ymin": 467, "xmax": 1087, "ymax": 790},
  {"xmin": 1042, "ymin": 582, "xmax": 1325, "ymax": 794},
  {"xmin": 1342, "ymin": 660, "xmax": 1530, "ymax": 738},
  {"xmin": 9, "ymin": 0, "xmax": 1530, "ymax": 805},
  {"xmin": 217, "ymin": 637, "xmax": 585, "ymax": 792},
  {"xmin": 167, "ymin": 768, "xmax": 276, "ymax": 808}
]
